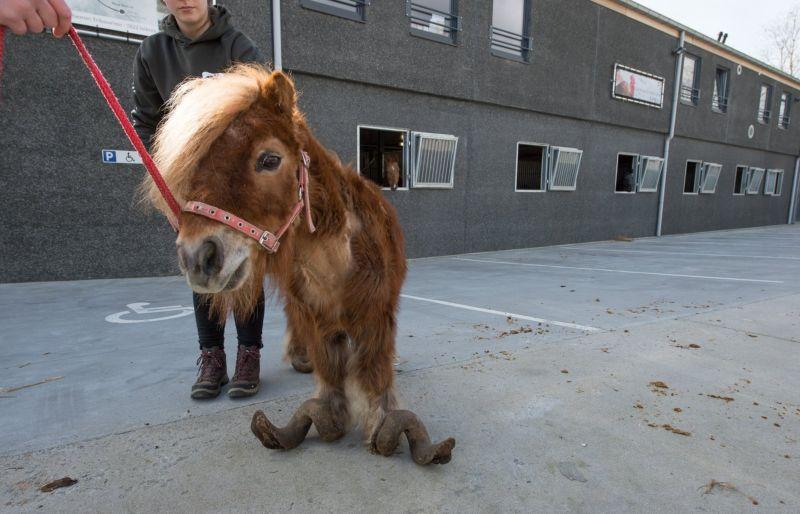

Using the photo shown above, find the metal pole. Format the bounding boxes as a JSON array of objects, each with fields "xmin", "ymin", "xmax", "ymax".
[
  {"xmin": 656, "ymin": 30, "xmax": 685, "ymax": 237},
  {"xmin": 271, "ymin": 0, "xmax": 282, "ymax": 70},
  {"xmin": 789, "ymin": 156, "xmax": 800, "ymax": 224}
]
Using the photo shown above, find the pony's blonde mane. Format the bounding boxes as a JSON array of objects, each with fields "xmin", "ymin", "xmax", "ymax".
[{"xmin": 141, "ymin": 64, "xmax": 272, "ymax": 214}]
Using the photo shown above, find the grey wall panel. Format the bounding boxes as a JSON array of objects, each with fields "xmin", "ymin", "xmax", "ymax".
[{"xmin": 662, "ymin": 138, "xmax": 794, "ymax": 234}]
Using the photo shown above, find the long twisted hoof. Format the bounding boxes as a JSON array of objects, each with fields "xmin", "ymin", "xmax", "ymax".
[
  {"xmin": 290, "ymin": 354, "xmax": 314, "ymax": 374},
  {"xmin": 372, "ymin": 410, "xmax": 455, "ymax": 466},
  {"xmin": 251, "ymin": 399, "xmax": 345, "ymax": 450}
]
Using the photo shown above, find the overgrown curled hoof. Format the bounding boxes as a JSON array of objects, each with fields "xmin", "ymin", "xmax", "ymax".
[
  {"xmin": 290, "ymin": 355, "xmax": 314, "ymax": 373},
  {"xmin": 251, "ymin": 410, "xmax": 286, "ymax": 450},
  {"xmin": 373, "ymin": 410, "xmax": 455, "ymax": 466}
]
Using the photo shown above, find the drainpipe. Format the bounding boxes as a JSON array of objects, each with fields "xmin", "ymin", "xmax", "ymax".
[
  {"xmin": 271, "ymin": 0, "xmax": 282, "ymax": 70},
  {"xmin": 789, "ymin": 156, "xmax": 799, "ymax": 224},
  {"xmin": 656, "ymin": 30, "xmax": 686, "ymax": 237}
]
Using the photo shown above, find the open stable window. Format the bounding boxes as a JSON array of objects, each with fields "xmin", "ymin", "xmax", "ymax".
[
  {"xmin": 699, "ymin": 163, "xmax": 722, "ymax": 194},
  {"xmin": 764, "ymin": 169, "xmax": 784, "ymax": 196},
  {"xmin": 747, "ymin": 167, "xmax": 765, "ymax": 194},
  {"xmin": 637, "ymin": 156, "xmax": 664, "ymax": 192},
  {"xmin": 409, "ymin": 132, "xmax": 458, "ymax": 188},
  {"xmin": 712, "ymin": 67, "xmax": 730, "ymax": 113},
  {"xmin": 684, "ymin": 160, "xmax": 702, "ymax": 194},
  {"xmin": 490, "ymin": 0, "xmax": 532, "ymax": 62},
  {"xmin": 548, "ymin": 147, "xmax": 582, "ymax": 191},
  {"xmin": 516, "ymin": 143, "xmax": 548, "ymax": 192},
  {"xmin": 300, "ymin": 0, "xmax": 368, "ymax": 21},
  {"xmin": 358, "ymin": 126, "xmax": 407, "ymax": 190},
  {"xmin": 680, "ymin": 54, "xmax": 701, "ymax": 105},
  {"xmin": 615, "ymin": 153, "xmax": 638, "ymax": 193},
  {"xmin": 733, "ymin": 165, "xmax": 749, "ymax": 195},
  {"xmin": 758, "ymin": 85, "xmax": 773, "ymax": 124},
  {"xmin": 778, "ymin": 92, "xmax": 791, "ymax": 129},
  {"xmin": 407, "ymin": 0, "xmax": 461, "ymax": 44}
]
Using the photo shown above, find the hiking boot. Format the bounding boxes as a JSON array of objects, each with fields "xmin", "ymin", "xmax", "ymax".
[
  {"xmin": 191, "ymin": 346, "xmax": 228, "ymax": 400},
  {"xmin": 229, "ymin": 345, "xmax": 261, "ymax": 398}
]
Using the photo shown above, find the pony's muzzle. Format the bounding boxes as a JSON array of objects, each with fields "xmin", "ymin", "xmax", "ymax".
[{"xmin": 177, "ymin": 236, "xmax": 225, "ymax": 287}]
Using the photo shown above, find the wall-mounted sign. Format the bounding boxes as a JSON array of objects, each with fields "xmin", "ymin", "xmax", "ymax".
[
  {"xmin": 102, "ymin": 149, "xmax": 142, "ymax": 164},
  {"xmin": 68, "ymin": 1, "xmax": 166, "ymax": 37},
  {"xmin": 612, "ymin": 64, "xmax": 665, "ymax": 109}
]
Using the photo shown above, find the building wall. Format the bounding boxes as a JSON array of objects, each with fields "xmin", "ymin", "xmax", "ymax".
[{"xmin": 0, "ymin": 0, "xmax": 797, "ymax": 282}]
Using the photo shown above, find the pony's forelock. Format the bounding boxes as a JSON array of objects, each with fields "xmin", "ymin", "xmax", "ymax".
[{"xmin": 140, "ymin": 64, "xmax": 273, "ymax": 215}]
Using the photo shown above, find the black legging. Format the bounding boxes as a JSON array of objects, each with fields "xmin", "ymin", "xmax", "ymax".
[{"xmin": 194, "ymin": 292, "xmax": 265, "ymax": 349}]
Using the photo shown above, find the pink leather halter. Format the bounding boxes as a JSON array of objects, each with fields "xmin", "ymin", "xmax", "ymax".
[{"xmin": 183, "ymin": 151, "xmax": 316, "ymax": 253}]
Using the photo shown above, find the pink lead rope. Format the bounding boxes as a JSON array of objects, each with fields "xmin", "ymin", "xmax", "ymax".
[{"xmin": 0, "ymin": 26, "xmax": 316, "ymax": 247}]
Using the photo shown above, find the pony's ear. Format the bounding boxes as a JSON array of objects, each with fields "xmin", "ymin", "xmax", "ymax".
[{"xmin": 264, "ymin": 71, "xmax": 297, "ymax": 117}]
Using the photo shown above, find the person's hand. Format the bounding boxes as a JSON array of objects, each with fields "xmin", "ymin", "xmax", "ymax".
[{"xmin": 0, "ymin": 0, "xmax": 73, "ymax": 38}]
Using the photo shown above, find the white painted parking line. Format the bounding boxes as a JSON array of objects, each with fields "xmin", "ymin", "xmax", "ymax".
[
  {"xmin": 400, "ymin": 294, "xmax": 601, "ymax": 332},
  {"xmin": 560, "ymin": 246, "xmax": 800, "ymax": 261},
  {"xmin": 452, "ymin": 257, "xmax": 784, "ymax": 284},
  {"xmin": 635, "ymin": 240, "xmax": 800, "ymax": 249}
]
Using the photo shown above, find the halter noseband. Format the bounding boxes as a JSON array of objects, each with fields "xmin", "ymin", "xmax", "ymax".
[{"xmin": 182, "ymin": 151, "xmax": 316, "ymax": 253}]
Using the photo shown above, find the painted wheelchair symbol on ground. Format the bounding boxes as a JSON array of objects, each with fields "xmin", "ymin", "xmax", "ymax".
[{"xmin": 105, "ymin": 302, "xmax": 194, "ymax": 324}]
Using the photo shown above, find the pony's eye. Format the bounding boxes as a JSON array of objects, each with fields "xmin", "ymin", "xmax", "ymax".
[{"xmin": 256, "ymin": 152, "xmax": 282, "ymax": 172}]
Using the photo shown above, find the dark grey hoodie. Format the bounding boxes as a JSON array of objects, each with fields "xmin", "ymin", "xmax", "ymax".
[{"xmin": 131, "ymin": 6, "xmax": 263, "ymax": 150}]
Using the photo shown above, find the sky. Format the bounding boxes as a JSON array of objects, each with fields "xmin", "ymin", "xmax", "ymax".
[{"xmin": 634, "ymin": 0, "xmax": 796, "ymax": 63}]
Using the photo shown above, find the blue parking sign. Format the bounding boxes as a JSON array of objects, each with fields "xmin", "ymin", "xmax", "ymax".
[{"xmin": 102, "ymin": 150, "xmax": 117, "ymax": 163}]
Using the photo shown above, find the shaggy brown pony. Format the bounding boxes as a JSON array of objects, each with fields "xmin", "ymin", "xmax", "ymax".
[{"xmin": 143, "ymin": 65, "xmax": 454, "ymax": 465}]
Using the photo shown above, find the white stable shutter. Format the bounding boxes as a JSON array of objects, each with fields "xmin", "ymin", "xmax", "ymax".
[
  {"xmin": 747, "ymin": 168, "xmax": 765, "ymax": 194},
  {"xmin": 410, "ymin": 132, "xmax": 458, "ymax": 189},
  {"xmin": 637, "ymin": 156, "xmax": 664, "ymax": 193},
  {"xmin": 700, "ymin": 163, "xmax": 722, "ymax": 194},
  {"xmin": 548, "ymin": 147, "xmax": 583, "ymax": 191}
]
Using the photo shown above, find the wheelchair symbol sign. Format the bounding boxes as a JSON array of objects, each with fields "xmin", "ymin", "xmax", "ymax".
[
  {"xmin": 105, "ymin": 302, "xmax": 194, "ymax": 324},
  {"xmin": 101, "ymin": 149, "xmax": 143, "ymax": 165}
]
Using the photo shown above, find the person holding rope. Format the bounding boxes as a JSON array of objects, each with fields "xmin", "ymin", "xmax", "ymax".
[
  {"xmin": 0, "ymin": 0, "xmax": 71, "ymax": 36},
  {"xmin": 132, "ymin": 0, "xmax": 266, "ymax": 400}
]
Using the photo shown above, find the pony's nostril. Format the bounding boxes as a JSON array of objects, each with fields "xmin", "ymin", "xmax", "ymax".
[
  {"xmin": 197, "ymin": 237, "xmax": 224, "ymax": 276},
  {"xmin": 176, "ymin": 243, "xmax": 194, "ymax": 271}
]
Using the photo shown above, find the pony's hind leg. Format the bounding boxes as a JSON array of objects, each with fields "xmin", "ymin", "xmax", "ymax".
[{"xmin": 252, "ymin": 324, "xmax": 350, "ymax": 450}]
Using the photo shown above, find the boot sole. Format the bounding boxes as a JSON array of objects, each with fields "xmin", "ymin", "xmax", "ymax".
[
  {"xmin": 191, "ymin": 376, "xmax": 229, "ymax": 400},
  {"xmin": 228, "ymin": 383, "xmax": 260, "ymax": 398}
]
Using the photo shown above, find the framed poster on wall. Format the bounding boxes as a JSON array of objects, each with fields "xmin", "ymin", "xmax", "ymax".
[
  {"xmin": 68, "ymin": 1, "xmax": 215, "ymax": 40},
  {"xmin": 612, "ymin": 64, "xmax": 665, "ymax": 109}
]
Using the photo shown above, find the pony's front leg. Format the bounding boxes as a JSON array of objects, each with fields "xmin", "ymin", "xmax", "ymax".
[{"xmin": 252, "ymin": 322, "xmax": 350, "ymax": 450}]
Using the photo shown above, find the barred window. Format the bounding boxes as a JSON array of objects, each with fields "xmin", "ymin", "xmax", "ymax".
[
  {"xmin": 407, "ymin": 0, "xmax": 460, "ymax": 44},
  {"xmin": 764, "ymin": 169, "xmax": 784, "ymax": 196},
  {"xmin": 410, "ymin": 132, "xmax": 458, "ymax": 188},
  {"xmin": 300, "ymin": 0, "xmax": 368, "ymax": 22},
  {"xmin": 778, "ymin": 92, "xmax": 791, "ymax": 129},
  {"xmin": 491, "ymin": 0, "xmax": 532, "ymax": 62},
  {"xmin": 758, "ymin": 85, "xmax": 773, "ymax": 124},
  {"xmin": 746, "ymin": 167, "xmax": 765, "ymax": 194},
  {"xmin": 548, "ymin": 147, "xmax": 583, "ymax": 191},
  {"xmin": 680, "ymin": 54, "xmax": 701, "ymax": 106},
  {"xmin": 699, "ymin": 163, "xmax": 722, "ymax": 194},
  {"xmin": 712, "ymin": 67, "xmax": 730, "ymax": 113}
]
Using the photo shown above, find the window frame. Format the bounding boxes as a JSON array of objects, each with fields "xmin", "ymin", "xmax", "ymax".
[
  {"xmin": 712, "ymin": 66, "xmax": 731, "ymax": 114},
  {"xmin": 515, "ymin": 141, "xmax": 549, "ymax": 193},
  {"xmin": 746, "ymin": 167, "xmax": 766, "ymax": 195},
  {"xmin": 356, "ymin": 124, "xmax": 410, "ymax": 192},
  {"xmin": 547, "ymin": 146, "xmax": 583, "ymax": 192},
  {"xmin": 699, "ymin": 162, "xmax": 723, "ymax": 194},
  {"xmin": 614, "ymin": 152, "xmax": 639, "ymax": 194},
  {"xmin": 300, "ymin": 0, "xmax": 369, "ymax": 22},
  {"xmin": 733, "ymin": 164, "xmax": 749, "ymax": 195},
  {"xmin": 409, "ymin": 131, "xmax": 458, "ymax": 189},
  {"xmin": 683, "ymin": 159, "xmax": 703, "ymax": 195},
  {"xmin": 679, "ymin": 53, "xmax": 701, "ymax": 106},
  {"xmin": 407, "ymin": 0, "xmax": 461, "ymax": 45},
  {"xmin": 778, "ymin": 92, "xmax": 791, "ymax": 129},
  {"xmin": 637, "ymin": 156, "xmax": 665, "ymax": 193},
  {"xmin": 757, "ymin": 84, "xmax": 773, "ymax": 124},
  {"xmin": 489, "ymin": 0, "xmax": 533, "ymax": 63},
  {"xmin": 764, "ymin": 169, "xmax": 784, "ymax": 196}
]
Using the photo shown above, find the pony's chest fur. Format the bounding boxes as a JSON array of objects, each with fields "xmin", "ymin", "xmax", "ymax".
[{"xmin": 292, "ymin": 212, "xmax": 359, "ymax": 314}]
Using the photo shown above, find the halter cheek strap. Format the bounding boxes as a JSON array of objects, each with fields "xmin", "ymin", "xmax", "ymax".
[{"xmin": 182, "ymin": 151, "xmax": 316, "ymax": 253}]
